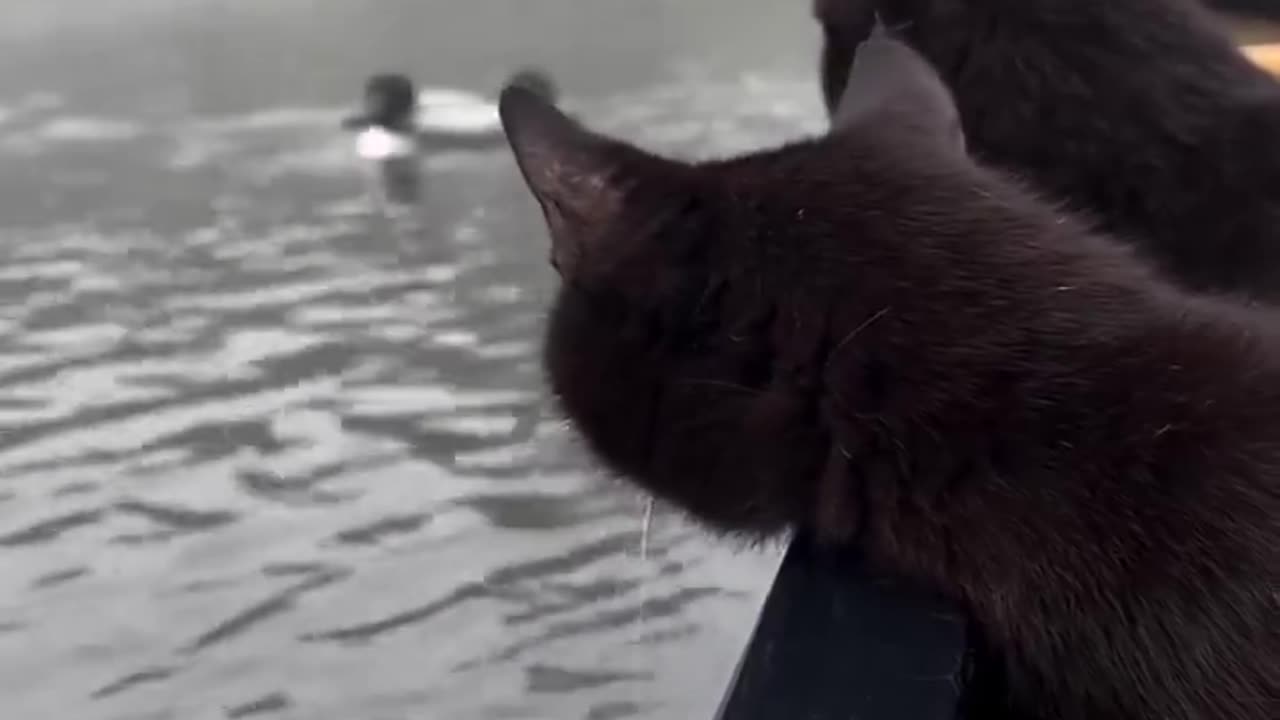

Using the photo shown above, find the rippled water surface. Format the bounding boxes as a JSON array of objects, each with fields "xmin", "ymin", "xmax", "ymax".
[{"xmin": 0, "ymin": 3, "xmax": 825, "ymax": 718}]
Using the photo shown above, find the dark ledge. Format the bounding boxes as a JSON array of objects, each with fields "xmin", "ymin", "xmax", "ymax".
[{"xmin": 714, "ymin": 533, "xmax": 968, "ymax": 720}]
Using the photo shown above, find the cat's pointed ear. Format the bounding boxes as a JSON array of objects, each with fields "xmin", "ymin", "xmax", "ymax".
[
  {"xmin": 499, "ymin": 84, "xmax": 637, "ymax": 275},
  {"xmin": 831, "ymin": 26, "xmax": 966, "ymax": 156}
]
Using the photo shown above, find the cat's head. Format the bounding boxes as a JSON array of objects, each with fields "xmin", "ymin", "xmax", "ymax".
[
  {"xmin": 501, "ymin": 86, "xmax": 791, "ymax": 531},
  {"xmin": 498, "ymin": 36, "xmax": 969, "ymax": 536}
]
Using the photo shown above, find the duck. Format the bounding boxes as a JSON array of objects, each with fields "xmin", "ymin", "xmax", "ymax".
[{"xmin": 341, "ymin": 68, "xmax": 558, "ymax": 160}]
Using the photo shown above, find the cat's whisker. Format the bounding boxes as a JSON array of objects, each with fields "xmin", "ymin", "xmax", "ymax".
[
  {"xmin": 639, "ymin": 495, "xmax": 654, "ymax": 567},
  {"xmin": 868, "ymin": 10, "xmax": 913, "ymax": 37},
  {"xmin": 633, "ymin": 495, "xmax": 656, "ymax": 645},
  {"xmin": 824, "ymin": 306, "xmax": 891, "ymax": 371}
]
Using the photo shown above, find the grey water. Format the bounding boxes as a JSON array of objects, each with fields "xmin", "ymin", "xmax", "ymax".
[{"xmin": 0, "ymin": 2, "xmax": 827, "ymax": 718}]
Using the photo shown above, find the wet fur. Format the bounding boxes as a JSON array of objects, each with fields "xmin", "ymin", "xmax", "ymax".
[
  {"xmin": 499, "ymin": 30, "xmax": 1280, "ymax": 719},
  {"xmin": 814, "ymin": 0, "xmax": 1280, "ymax": 300}
]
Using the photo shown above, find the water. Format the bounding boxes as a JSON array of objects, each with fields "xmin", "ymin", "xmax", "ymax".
[{"xmin": 0, "ymin": 2, "xmax": 826, "ymax": 718}]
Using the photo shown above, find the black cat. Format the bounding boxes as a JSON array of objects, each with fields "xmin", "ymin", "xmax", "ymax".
[
  {"xmin": 815, "ymin": 0, "xmax": 1280, "ymax": 301},
  {"xmin": 498, "ymin": 27, "xmax": 1279, "ymax": 720}
]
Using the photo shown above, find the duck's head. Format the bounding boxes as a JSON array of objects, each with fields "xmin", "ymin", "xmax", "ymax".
[{"xmin": 342, "ymin": 73, "xmax": 417, "ymax": 132}]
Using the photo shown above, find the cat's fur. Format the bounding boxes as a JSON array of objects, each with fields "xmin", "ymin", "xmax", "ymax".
[
  {"xmin": 498, "ymin": 26, "xmax": 1280, "ymax": 720},
  {"xmin": 814, "ymin": 0, "xmax": 1280, "ymax": 301}
]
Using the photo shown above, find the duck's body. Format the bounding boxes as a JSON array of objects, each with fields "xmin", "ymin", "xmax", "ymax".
[
  {"xmin": 412, "ymin": 87, "xmax": 502, "ymax": 135},
  {"xmin": 343, "ymin": 70, "xmax": 556, "ymax": 156},
  {"xmin": 350, "ymin": 89, "xmax": 504, "ymax": 162},
  {"xmin": 343, "ymin": 70, "xmax": 556, "ymax": 207}
]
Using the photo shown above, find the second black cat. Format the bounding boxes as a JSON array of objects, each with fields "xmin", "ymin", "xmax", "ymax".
[{"xmin": 815, "ymin": 0, "xmax": 1280, "ymax": 301}]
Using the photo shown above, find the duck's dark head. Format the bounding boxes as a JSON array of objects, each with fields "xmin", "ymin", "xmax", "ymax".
[{"xmin": 342, "ymin": 73, "xmax": 417, "ymax": 131}]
